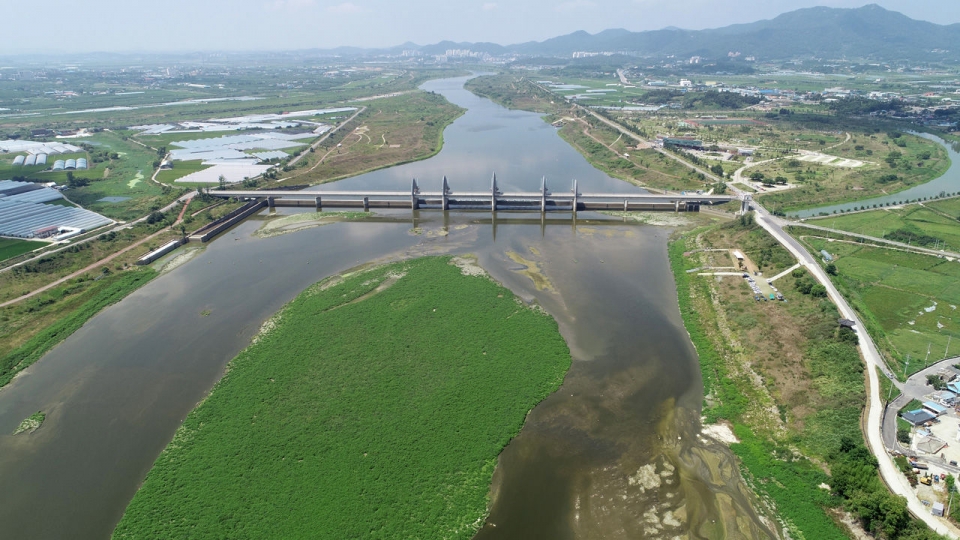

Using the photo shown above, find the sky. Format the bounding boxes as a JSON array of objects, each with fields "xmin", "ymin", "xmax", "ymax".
[{"xmin": 3, "ymin": 0, "xmax": 959, "ymax": 53}]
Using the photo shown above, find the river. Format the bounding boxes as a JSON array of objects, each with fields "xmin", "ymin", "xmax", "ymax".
[
  {"xmin": 793, "ymin": 132, "xmax": 960, "ymax": 218},
  {"xmin": 0, "ymin": 76, "xmax": 772, "ymax": 539}
]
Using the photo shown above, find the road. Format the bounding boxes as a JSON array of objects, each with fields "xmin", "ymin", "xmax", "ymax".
[
  {"xmin": 755, "ymin": 206, "xmax": 960, "ymax": 537},
  {"xmin": 790, "ymin": 221, "xmax": 960, "ymax": 260},
  {"xmin": 286, "ymin": 106, "xmax": 366, "ymax": 168},
  {"xmin": 882, "ymin": 357, "xmax": 960, "ymax": 458},
  {"xmin": 0, "ymin": 193, "xmax": 194, "ymax": 308}
]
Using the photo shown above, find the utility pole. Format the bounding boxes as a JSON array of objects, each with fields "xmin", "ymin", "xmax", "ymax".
[
  {"xmin": 926, "ymin": 342, "xmax": 932, "ymax": 368},
  {"xmin": 904, "ymin": 354, "xmax": 911, "ymax": 380}
]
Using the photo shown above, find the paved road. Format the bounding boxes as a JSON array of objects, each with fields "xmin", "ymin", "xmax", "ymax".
[
  {"xmin": 882, "ymin": 357, "xmax": 960, "ymax": 455},
  {"xmin": 755, "ymin": 206, "xmax": 960, "ymax": 537},
  {"xmin": 789, "ymin": 221, "xmax": 960, "ymax": 260}
]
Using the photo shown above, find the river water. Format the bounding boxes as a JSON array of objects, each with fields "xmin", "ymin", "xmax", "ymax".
[
  {"xmin": 0, "ymin": 76, "xmax": 773, "ymax": 539},
  {"xmin": 793, "ymin": 132, "xmax": 960, "ymax": 218}
]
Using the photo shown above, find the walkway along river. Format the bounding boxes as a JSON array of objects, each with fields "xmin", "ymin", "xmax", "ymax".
[{"xmin": 0, "ymin": 75, "xmax": 778, "ymax": 539}]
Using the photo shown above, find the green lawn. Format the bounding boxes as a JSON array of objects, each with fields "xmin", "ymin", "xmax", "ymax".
[
  {"xmin": 801, "ymin": 237, "xmax": 960, "ymax": 375},
  {"xmin": 808, "ymin": 202, "xmax": 960, "ymax": 253},
  {"xmin": 154, "ymin": 159, "xmax": 211, "ymax": 185},
  {"xmin": 0, "ymin": 238, "xmax": 46, "ymax": 262},
  {"xmin": 114, "ymin": 256, "xmax": 572, "ymax": 539}
]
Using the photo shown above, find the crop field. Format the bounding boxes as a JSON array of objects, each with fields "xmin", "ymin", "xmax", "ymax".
[
  {"xmin": 807, "ymin": 200, "xmax": 960, "ymax": 252},
  {"xmin": 800, "ymin": 236, "xmax": 960, "ymax": 375},
  {"xmin": 113, "ymin": 256, "xmax": 572, "ymax": 539},
  {"xmin": 0, "ymin": 239, "xmax": 45, "ymax": 262}
]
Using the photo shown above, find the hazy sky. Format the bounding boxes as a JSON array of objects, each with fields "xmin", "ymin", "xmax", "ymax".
[{"xmin": 4, "ymin": 0, "xmax": 958, "ymax": 53}]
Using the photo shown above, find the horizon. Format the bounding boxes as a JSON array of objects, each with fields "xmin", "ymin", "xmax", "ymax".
[{"xmin": 2, "ymin": 1, "xmax": 958, "ymax": 56}]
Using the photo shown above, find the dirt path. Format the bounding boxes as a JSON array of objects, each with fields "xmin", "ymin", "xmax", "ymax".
[
  {"xmin": 0, "ymin": 195, "xmax": 194, "ymax": 308},
  {"xmin": 286, "ymin": 106, "xmax": 366, "ymax": 168}
]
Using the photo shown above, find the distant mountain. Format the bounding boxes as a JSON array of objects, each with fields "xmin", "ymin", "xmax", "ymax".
[{"xmin": 435, "ymin": 4, "xmax": 960, "ymax": 62}]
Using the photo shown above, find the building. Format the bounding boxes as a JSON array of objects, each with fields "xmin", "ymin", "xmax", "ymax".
[
  {"xmin": 838, "ymin": 318, "xmax": 856, "ymax": 329},
  {"xmin": 932, "ymin": 390, "xmax": 957, "ymax": 406},
  {"xmin": 662, "ymin": 137, "xmax": 703, "ymax": 150},
  {"xmin": 820, "ymin": 250, "xmax": 833, "ymax": 262},
  {"xmin": 679, "ymin": 79, "xmax": 693, "ymax": 88},
  {"xmin": 902, "ymin": 409, "xmax": 936, "ymax": 426},
  {"xmin": 933, "ymin": 502, "xmax": 945, "ymax": 517},
  {"xmin": 923, "ymin": 402, "xmax": 948, "ymax": 417}
]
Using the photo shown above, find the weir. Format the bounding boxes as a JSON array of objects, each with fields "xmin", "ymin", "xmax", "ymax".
[{"xmin": 207, "ymin": 176, "xmax": 741, "ymax": 214}]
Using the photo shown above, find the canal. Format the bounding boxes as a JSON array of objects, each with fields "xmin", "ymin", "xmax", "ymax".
[{"xmin": 0, "ymin": 76, "xmax": 771, "ymax": 539}]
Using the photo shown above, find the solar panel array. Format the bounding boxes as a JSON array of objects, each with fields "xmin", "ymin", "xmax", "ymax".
[{"xmin": 0, "ymin": 199, "xmax": 112, "ymax": 238}]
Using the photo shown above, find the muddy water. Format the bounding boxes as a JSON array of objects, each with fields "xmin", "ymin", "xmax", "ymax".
[{"xmin": 0, "ymin": 75, "xmax": 772, "ymax": 539}]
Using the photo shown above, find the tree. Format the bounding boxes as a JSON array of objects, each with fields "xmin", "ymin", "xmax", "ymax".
[
  {"xmin": 749, "ymin": 171, "xmax": 765, "ymax": 182},
  {"xmin": 218, "ymin": 175, "xmax": 226, "ymax": 190},
  {"xmin": 710, "ymin": 163, "xmax": 724, "ymax": 177}
]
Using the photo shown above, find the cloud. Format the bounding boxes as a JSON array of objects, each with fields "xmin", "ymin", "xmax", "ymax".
[
  {"xmin": 265, "ymin": 0, "xmax": 315, "ymax": 11},
  {"xmin": 327, "ymin": 2, "xmax": 363, "ymax": 14},
  {"xmin": 482, "ymin": 2, "xmax": 498, "ymax": 11},
  {"xmin": 555, "ymin": 0, "xmax": 595, "ymax": 12}
]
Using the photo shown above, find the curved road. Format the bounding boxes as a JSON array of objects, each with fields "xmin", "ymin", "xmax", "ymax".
[{"xmin": 754, "ymin": 205, "xmax": 960, "ymax": 537}]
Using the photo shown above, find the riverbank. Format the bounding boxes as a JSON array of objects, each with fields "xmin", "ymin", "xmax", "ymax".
[
  {"xmin": 0, "ymin": 268, "xmax": 157, "ymax": 388},
  {"xmin": 113, "ymin": 256, "xmax": 572, "ymax": 539},
  {"xmin": 670, "ymin": 217, "xmax": 944, "ymax": 539},
  {"xmin": 279, "ymin": 91, "xmax": 465, "ymax": 186}
]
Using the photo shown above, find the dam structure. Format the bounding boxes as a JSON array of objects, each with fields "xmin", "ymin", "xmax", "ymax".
[{"xmin": 208, "ymin": 175, "xmax": 741, "ymax": 214}]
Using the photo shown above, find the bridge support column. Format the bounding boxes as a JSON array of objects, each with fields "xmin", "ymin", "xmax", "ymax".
[
  {"xmin": 363, "ymin": 197, "xmax": 369, "ymax": 211},
  {"xmin": 540, "ymin": 176, "xmax": 547, "ymax": 214},
  {"xmin": 267, "ymin": 196, "xmax": 275, "ymax": 208},
  {"xmin": 315, "ymin": 196, "xmax": 322, "ymax": 209},
  {"xmin": 411, "ymin": 178, "xmax": 420, "ymax": 210},
  {"xmin": 441, "ymin": 176, "xmax": 449, "ymax": 211},
  {"xmin": 491, "ymin": 173, "xmax": 499, "ymax": 212},
  {"xmin": 674, "ymin": 200, "xmax": 679, "ymax": 213},
  {"xmin": 624, "ymin": 200, "xmax": 628, "ymax": 212},
  {"xmin": 572, "ymin": 179, "xmax": 579, "ymax": 215}
]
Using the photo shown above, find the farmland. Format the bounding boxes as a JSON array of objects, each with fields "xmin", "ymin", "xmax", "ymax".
[
  {"xmin": 807, "ymin": 198, "xmax": 960, "ymax": 252},
  {"xmin": 0, "ymin": 238, "xmax": 45, "ymax": 262},
  {"xmin": 113, "ymin": 256, "xmax": 572, "ymax": 539},
  {"xmin": 797, "ymin": 235, "xmax": 960, "ymax": 377}
]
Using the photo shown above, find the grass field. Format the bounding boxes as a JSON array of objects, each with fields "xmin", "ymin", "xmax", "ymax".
[
  {"xmin": 281, "ymin": 91, "xmax": 464, "ymax": 185},
  {"xmin": 154, "ymin": 159, "xmax": 211, "ymax": 185},
  {"xmin": 0, "ymin": 239, "xmax": 45, "ymax": 263},
  {"xmin": 799, "ymin": 236, "xmax": 960, "ymax": 376},
  {"xmin": 113, "ymin": 256, "xmax": 572, "ymax": 539},
  {"xmin": 808, "ymin": 200, "xmax": 960, "ymax": 252},
  {"xmin": 754, "ymin": 131, "xmax": 950, "ymax": 212}
]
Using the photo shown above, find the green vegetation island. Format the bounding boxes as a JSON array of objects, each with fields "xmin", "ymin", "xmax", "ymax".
[{"xmin": 113, "ymin": 256, "xmax": 571, "ymax": 539}]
